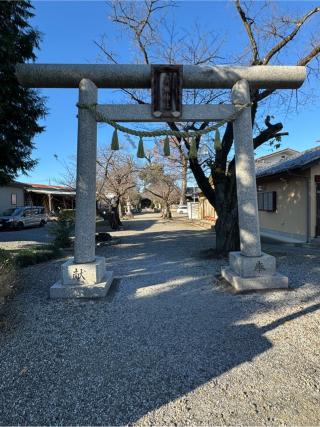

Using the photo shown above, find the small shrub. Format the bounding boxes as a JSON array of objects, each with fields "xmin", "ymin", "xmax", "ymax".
[
  {"xmin": 96, "ymin": 232, "xmax": 112, "ymax": 242},
  {"xmin": 0, "ymin": 249, "xmax": 16, "ymax": 299},
  {"xmin": 15, "ymin": 245, "xmax": 61, "ymax": 268},
  {"xmin": 0, "ymin": 249, "xmax": 14, "ymax": 274},
  {"xmin": 0, "ymin": 245, "xmax": 62, "ymax": 304},
  {"xmin": 49, "ymin": 209, "xmax": 75, "ymax": 249}
]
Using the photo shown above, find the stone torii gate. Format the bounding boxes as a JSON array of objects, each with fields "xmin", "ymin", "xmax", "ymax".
[{"xmin": 16, "ymin": 64, "xmax": 306, "ymax": 298}]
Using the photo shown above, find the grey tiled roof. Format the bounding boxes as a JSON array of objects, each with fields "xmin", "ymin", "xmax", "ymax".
[{"xmin": 256, "ymin": 145, "xmax": 320, "ymax": 178}]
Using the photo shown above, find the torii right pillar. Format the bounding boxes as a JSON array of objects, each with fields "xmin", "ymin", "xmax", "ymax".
[{"xmin": 221, "ymin": 79, "xmax": 288, "ymax": 291}]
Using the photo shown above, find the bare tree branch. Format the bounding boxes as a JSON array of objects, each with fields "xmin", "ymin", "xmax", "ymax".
[
  {"xmin": 262, "ymin": 6, "xmax": 320, "ymax": 64},
  {"xmin": 298, "ymin": 43, "xmax": 320, "ymax": 66},
  {"xmin": 235, "ymin": 0, "xmax": 259, "ymax": 64}
]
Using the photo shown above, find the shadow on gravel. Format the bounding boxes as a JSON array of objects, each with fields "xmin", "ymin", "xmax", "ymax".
[
  {"xmin": 122, "ymin": 215, "xmax": 159, "ymax": 232},
  {"xmin": 0, "ymin": 217, "xmax": 320, "ymax": 425},
  {"xmin": 261, "ymin": 302, "xmax": 320, "ymax": 334},
  {"xmin": 0, "ymin": 225, "xmax": 53, "ymax": 245}
]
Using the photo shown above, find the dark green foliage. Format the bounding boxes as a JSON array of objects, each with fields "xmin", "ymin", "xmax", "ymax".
[
  {"xmin": 0, "ymin": 248, "xmax": 14, "ymax": 274},
  {"xmin": 95, "ymin": 232, "xmax": 112, "ymax": 242},
  {"xmin": 0, "ymin": 245, "xmax": 61, "ymax": 298},
  {"xmin": 49, "ymin": 210, "xmax": 75, "ymax": 249},
  {"xmin": 0, "ymin": 248, "xmax": 15, "ymax": 298},
  {"xmin": 0, "ymin": 245, "xmax": 61, "ymax": 269},
  {"xmin": 14, "ymin": 245, "xmax": 61, "ymax": 267},
  {"xmin": 0, "ymin": 1, "xmax": 46, "ymax": 184}
]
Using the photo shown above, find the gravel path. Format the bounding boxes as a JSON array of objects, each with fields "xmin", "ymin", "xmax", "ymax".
[{"xmin": 0, "ymin": 213, "xmax": 319, "ymax": 426}]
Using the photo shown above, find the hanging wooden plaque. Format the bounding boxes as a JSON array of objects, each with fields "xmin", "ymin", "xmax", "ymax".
[{"xmin": 151, "ymin": 65, "xmax": 182, "ymax": 119}]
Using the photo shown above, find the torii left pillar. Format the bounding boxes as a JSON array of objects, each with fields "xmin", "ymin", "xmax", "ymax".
[{"xmin": 50, "ymin": 79, "xmax": 113, "ymax": 298}]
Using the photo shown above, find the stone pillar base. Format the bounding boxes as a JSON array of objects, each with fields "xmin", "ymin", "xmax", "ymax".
[
  {"xmin": 221, "ymin": 251, "xmax": 288, "ymax": 292},
  {"xmin": 50, "ymin": 256, "xmax": 113, "ymax": 299}
]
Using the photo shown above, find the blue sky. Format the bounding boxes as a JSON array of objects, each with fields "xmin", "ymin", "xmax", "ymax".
[{"xmin": 20, "ymin": 1, "xmax": 320, "ymax": 184}]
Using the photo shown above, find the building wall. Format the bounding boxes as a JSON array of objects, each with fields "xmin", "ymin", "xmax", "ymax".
[
  {"xmin": 187, "ymin": 201, "xmax": 200, "ymax": 220},
  {"xmin": 193, "ymin": 161, "xmax": 320, "ymax": 241},
  {"xmin": 256, "ymin": 149, "xmax": 298, "ymax": 167},
  {"xmin": 0, "ymin": 185, "xmax": 25, "ymax": 214},
  {"xmin": 198, "ymin": 196, "xmax": 216, "ymax": 222},
  {"xmin": 310, "ymin": 161, "xmax": 320, "ymax": 237},
  {"xmin": 25, "ymin": 191, "xmax": 75, "ymax": 213},
  {"xmin": 258, "ymin": 174, "xmax": 309, "ymax": 241}
]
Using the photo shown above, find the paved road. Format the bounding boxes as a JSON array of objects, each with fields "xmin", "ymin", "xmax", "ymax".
[
  {"xmin": 0, "ymin": 213, "xmax": 319, "ymax": 425},
  {"xmin": 0, "ymin": 224, "xmax": 53, "ymax": 249}
]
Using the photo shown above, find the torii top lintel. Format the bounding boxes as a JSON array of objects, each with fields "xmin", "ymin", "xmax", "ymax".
[{"xmin": 15, "ymin": 64, "xmax": 306, "ymax": 90}]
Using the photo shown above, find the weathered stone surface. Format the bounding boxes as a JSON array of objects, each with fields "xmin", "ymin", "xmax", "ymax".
[
  {"xmin": 51, "ymin": 257, "xmax": 114, "ymax": 299},
  {"xmin": 74, "ymin": 79, "xmax": 97, "ymax": 264},
  {"xmin": 50, "ymin": 271, "xmax": 113, "ymax": 299},
  {"xmin": 16, "ymin": 63, "xmax": 306, "ymax": 89},
  {"xmin": 61, "ymin": 256, "xmax": 106, "ymax": 285},
  {"xmin": 229, "ymin": 251, "xmax": 276, "ymax": 278},
  {"xmin": 222, "ymin": 79, "xmax": 289, "ymax": 292},
  {"xmin": 221, "ymin": 267, "xmax": 288, "ymax": 292},
  {"xmin": 96, "ymin": 104, "xmax": 236, "ymax": 122},
  {"xmin": 232, "ymin": 79, "xmax": 261, "ymax": 258}
]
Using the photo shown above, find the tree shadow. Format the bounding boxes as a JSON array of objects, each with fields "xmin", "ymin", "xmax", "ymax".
[
  {"xmin": 0, "ymin": 217, "xmax": 319, "ymax": 425},
  {"xmin": 120, "ymin": 216, "xmax": 159, "ymax": 232},
  {"xmin": 262, "ymin": 241, "xmax": 320, "ymax": 289}
]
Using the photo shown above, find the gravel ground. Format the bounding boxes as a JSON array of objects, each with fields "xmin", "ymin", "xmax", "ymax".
[{"xmin": 0, "ymin": 213, "xmax": 319, "ymax": 426}]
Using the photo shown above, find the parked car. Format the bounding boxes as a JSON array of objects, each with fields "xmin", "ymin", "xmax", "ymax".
[
  {"xmin": 131, "ymin": 208, "xmax": 141, "ymax": 214},
  {"xmin": 177, "ymin": 205, "xmax": 188, "ymax": 215},
  {"xmin": 0, "ymin": 206, "xmax": 47, "ymax": 230}
]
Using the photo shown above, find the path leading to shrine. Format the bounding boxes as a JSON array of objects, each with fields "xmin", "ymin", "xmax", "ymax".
[{"xmin": 0, "ymin": 213, "xmax": 319, "ymax": 425}]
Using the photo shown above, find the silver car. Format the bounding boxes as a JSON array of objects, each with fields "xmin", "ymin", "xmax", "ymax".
[{"xmin": 0, "ymin": 206, "xmax": 47, "ymax": 230}]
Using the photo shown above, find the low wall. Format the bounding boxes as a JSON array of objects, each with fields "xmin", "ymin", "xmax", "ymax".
[{"xmin": 198, "ymin": 197, "xmax": 216, "ymax": 222}]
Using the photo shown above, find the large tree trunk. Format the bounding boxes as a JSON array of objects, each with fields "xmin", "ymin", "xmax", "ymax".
[
  {"xmin": 213, "ymin": 169, "xmax": 240, "ymax": 254},
  {"xmin": 114, "ymin": 199, "xmax": 122, "ymax": 228},
  {"xmin": 189, "ymin": 154, "xmax": 240, "ymax": 254},
  {"xmin": 179, "ymin": 156, "xmax": 188, "ymax": 205},
  {"xmin": 214, "ymin": 206, "xmax": 240, "ymax": 254},
  {"xmin": 182, "ymin": 99, "xmax": 285, "ymax": 255},
  {"xmin": 162, "ymin": 202, "xmax": 172, "ymax": 219}
]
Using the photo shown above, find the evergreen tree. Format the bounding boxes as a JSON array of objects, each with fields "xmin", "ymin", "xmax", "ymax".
[{"xmin": 0, "ymin": 1, "xmax": 46, "ymax": 184}]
